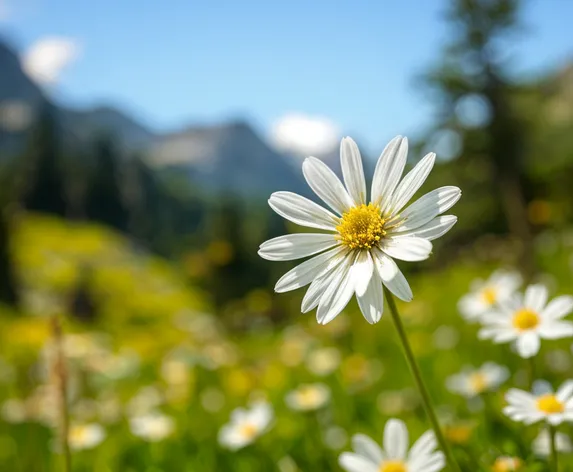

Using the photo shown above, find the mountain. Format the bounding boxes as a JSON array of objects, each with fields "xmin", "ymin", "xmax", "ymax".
[
  {"xmin": 0, "ymin": 39, "xmax": 45, "ymax": 153},
  {"xmin": 149, "ymin": 121, "xmax": 307, "ymax": 197},
  {"xmin": 60, "ymin": 105, "xmax": 156, "ymax": 151},
  {"xmin": 0, "ymin": 40, "xmax": 44, "ymax": 105},
  {"xmin": 0, "ymin": 38, "xmax": 306, "ymax": 198}
]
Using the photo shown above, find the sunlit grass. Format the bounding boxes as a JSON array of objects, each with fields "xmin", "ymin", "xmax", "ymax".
[{"xmin": 1, "ymin": 214, "xmax": 573, "ymax": 470}]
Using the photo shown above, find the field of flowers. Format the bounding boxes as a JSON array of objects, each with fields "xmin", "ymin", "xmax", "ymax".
[{"xmin": 1, "ymin": 207, "xmax": 573, "ymax": 471}]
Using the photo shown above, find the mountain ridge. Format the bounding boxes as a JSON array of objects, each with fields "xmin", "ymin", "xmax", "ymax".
[{"xmin": 0, "ymin": 39, "xmax": 307, "ymax": 198}]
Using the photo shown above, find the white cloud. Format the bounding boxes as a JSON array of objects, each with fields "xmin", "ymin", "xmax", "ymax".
[
  {"xmin": 270, "ymin": 113, "xmax": 340, "ymax": 156},
  {"xmin": 22, "ymin": 36, "xmax": 80, "ymax": 85}
]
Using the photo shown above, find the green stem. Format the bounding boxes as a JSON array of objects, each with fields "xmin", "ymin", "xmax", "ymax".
[
  {"xmin": 51, "ymin": 315, "xmax": 71, "ymax": 472},
  {"xmin": 527, "ymin": 356, "xmax": 535, "ymax": 390},
  {"xmin": 384, "ymin": 288, "xmax": 461, "ymax": 472},
  {"xmin": 549, "ymin": 425, "xmax": 558, "ymax": 472}
]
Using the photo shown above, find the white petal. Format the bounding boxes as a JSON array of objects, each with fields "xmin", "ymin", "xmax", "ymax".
[
  {"xmin": 274, "ymin": 246, "xmax": 346, "ymax": 293},
  {"xmin": 230, "ymin": 407, "xmax": 249, "ymax": 423},
  {"xmin": 542, "ymin": 296, "xmax": 573, "ymax": 320},
  {"xmin": 458, "ymin": 294, "xmax": 489, "ymax": 321},
  {"xmin": 268, "ymin": 191, "xmax": 339, "ymax": 231},
  {"xmin": 341, "ymin": 137, "xmax": 367, "ymax": 206},
  {"xmin": 302, "ymin": 157, "xmax": 354, "ymax": 215},
  {"xmin": 301, "ymin": 277, "xmax": 328, "ymax": 314},
  {"xmin": 316, "ymin": 255, "xmax": 356, "ymax": 324},
  {"xmin": 371, "ymin": 136, "xmax": 408, "ymax": 207},
  {"xmin": 251, "ymin": 402, "xmax": 272, "ymax": 429},
  {"xmin": 524, "ymin": 284, "xmax": 548, "ymax": 312},
  {"xmin": 494, "ymin": 330, "xmax": 519, "ymax": 344},
  {"xmin": 391, "ymin": 186, "xmax": 461, "ymax": 233},
  {"xmin": 301, "ymin": 258, "xmax": 345, "ymax": 313},
  {"xmin": 386, "ymin": 152, "xmax": 435, "ymax": 216},
  {"xmin": 373, "ymin": 249, "xmax": 413, "ymax": 302},
  {"xmin": 384, "ymin": 419, "xmax": 409, "ymax": 460},
  {"xmin": 477, "ymin": 326, "xmax": 499, "ymax": 340},
  {"xmin": 339, "ymin": 453, "xmax": 379, "ymax": 472},
  {"xmin": 408, "ymin": 430, "xmax": 437, "ymax": 458},
  {"xmin": 357, "ymin": 269, "xmax": 384, "ymax": 324},
  {"xmin": 538, "ymin": 321, "xmax": 573, "ymax": 340},
  {"xmin": 556, "ymin": 381, "xmax": 573, "ymax": 402},
  {"xmin": 515, "ymin": 333, "xmax": 540, "ymax": 358},
  {"xmin": 258, "ymin": 234, "xmax": 338, "ymax": 261},
  {"xmin": 547, "ymin": 415, "xmax": 564, "ymax": 426},
  {"xmin": 505, "ymin": 388, "xmax": 536, "ymax": 405},
  {"xmin": 352, "ymin": 434, "xmax": 385, "ymax": 464},
  {"xmin": 396, "ymin": 215, "xmax": 457, "ymax": 241},
  {"xmin": 381, "ymin": 237, "xmax": 433, "ymax": 262},
  {"xmin": 353, "ymin": 251, "xmax": 374, "ymax": 297},
  {"xmin": 218, "ymin": 425, "xmax": 247, "ymax": 450},
  {"xmin": 409, "ymin": 452, "xmax": 445, "ymax": 472}
]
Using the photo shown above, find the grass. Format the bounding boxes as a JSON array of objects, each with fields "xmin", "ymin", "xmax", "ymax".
[{"xmin": 1, "ymin": 215, "xmax": 573, "ymax": 471}]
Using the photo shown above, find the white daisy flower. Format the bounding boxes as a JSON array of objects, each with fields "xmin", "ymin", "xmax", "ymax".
[
  {"xmin": 446, "ymin": 362, "xmax": 509, "ymax": 398},
  {"xmin": 306, "ymin": 347, "xmax": 341, "ymax": 376},
  {"xmin": 129, "ymin": 412, "xmax": 175, "ymax": 442},
  {"xmin": 259, "ymin": 136, "xmax": 461, "ymax": 324},
  {"xmin": 126, "ymin": 386, "xmax": 163, "ymax": 416},
  {"xmin": 478, "ymin": 284, "xmax": 573, "ymax": 358},
  {"xmin": 339, "ymin": 418, "xmax": 445, "ymax": 472},
  {"xmin": 458, "ymin": 270, "xmax": 521, "ymax": 322},
  {"xmin": 503, "ymin": 381, "xmax": 573, "ymax": 425},
  {"xmin": 68, "ymin": 423, "xmax": 105, "ymax": 450},
  {"xmin": 285, "ymin": 383, "xmax": 330, "ymax": 411},
  {"xmin": 1, "ymin": 399, "xmax": 28, "ymax": 424},
  {"xmin": 532, "ymin": 428, "xmax": 573, "ymax": 456},
  {"xmin": 218, "ymin": 401, "xmax": 273, "ymax": 450},
  {"xmin": 491, "ymin": 456, "xmax": 523, "ymax": 471}
]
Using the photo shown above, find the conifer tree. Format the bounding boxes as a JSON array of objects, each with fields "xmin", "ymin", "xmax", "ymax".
[
  {"xmin": 0, "ymin": 203, "xmax": 19, "ymax": 307},
  {"xmin": 85, "ymin": 134, "xmax": 128, "ymax": 231},
  {"xmin": 426, "ymin": 0, "xmax": 534, "ymax": 276},
  {"xmin": 21, "ymin": 102, "xmax": 67, "ymax": 216}
]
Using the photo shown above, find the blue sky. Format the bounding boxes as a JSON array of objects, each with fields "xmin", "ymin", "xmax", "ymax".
[{"xmin": 3, "ymin": 0, "xmax": 572, "ymax": 154}]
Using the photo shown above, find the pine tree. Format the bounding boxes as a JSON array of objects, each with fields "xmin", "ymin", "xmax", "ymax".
[
  {"xmin": 21, "ymin": 101, "xmax": 67, "ymax": 216},
  {"xmin": 85, "ymin": 134, "xmax": 128, "ymax": 232},
  {"xmin": 124, "ymin": 154, "xmax": 160, "ymax": 245},
  {"xmin": 425, "ymin": 0, "xmax": 535, "ymax": 277},
  {"xmin": 0, "ymin": 204, "xmax": 19, "ymax": 307}
]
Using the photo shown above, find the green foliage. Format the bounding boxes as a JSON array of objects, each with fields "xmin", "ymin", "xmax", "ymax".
[
  {"xmin": 85, "ymin": 134, "xmax": 129, "ymax": 232},
  {"xmin": 1, "ymin": 216, "xmax": 573, "ymax": 470},
  {"xmin": 423, "ymin": 0, "xmax": 538, "ymax": 277},
  {"xmin": 0, "ymin": 208, "xmax": 18, "ymax": 306},
  {"xmin": 20, "ymin": 102, "xmax": 67, "ymax": 217}
]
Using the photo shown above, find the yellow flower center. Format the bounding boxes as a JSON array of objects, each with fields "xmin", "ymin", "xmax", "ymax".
[
  {"xmin": 296, "ymin": 387, "xmax": 321, "ymax": 407},
  {"xmin": 379, "ymin": 461, "xmax": 407, "ymax": 472},
  {"xmin": 444, "ymin": 424, "xmax": 473, "ymax": 444},
  {"xmin": 492, "ymin": 457, "xmax": 523, "ymax": 471},
  {"xmin": 481, "ymin": 287, "xmax": 497, "ymax": 305},
  {"xmin": 469, "ymin": 372, "xmax": 488, "ymax": 393},
  {"xmin": 69, "ymin": 426, "xmax": 88, "ymax": 443},
  {"xmin": 336, "ymin": 203, "xmax": 386, "ymax": 249},
  {"xmin": 512, "ymin": 309, "xmax": 539, "ymax": 331},
  {"xmin": 536, "ymin": 394, "xmax": 564, "ymax": 414},
  {"xmin": 239, "ymin": 423, "xmax": 258, "ymax": 439}
]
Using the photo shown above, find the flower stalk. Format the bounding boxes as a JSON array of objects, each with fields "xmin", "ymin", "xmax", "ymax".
[
  {"xmin": 527, "ymin": 356, "xmax": 536, "ymax": 390},
  {"xmin": 50, "ymin": 314, "xmax": 71, "ymax": 472},
  {"xmin": 549, "ymin": 425, "xmax": 558, "ymax": 472},
  {"xmin": 384, "ymin": 288, "xmax": 461, "ymax": 472}
]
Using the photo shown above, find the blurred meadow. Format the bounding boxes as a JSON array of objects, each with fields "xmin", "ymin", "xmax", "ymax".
[{"xmin": 1, "ymin": 0, "xmax": 573, "ymax": 471}]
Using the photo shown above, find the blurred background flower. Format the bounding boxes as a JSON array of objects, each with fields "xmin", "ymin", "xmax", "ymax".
[{"xmin": 1, "ymin": 0, "xmax": 573, "ymax": 470}]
